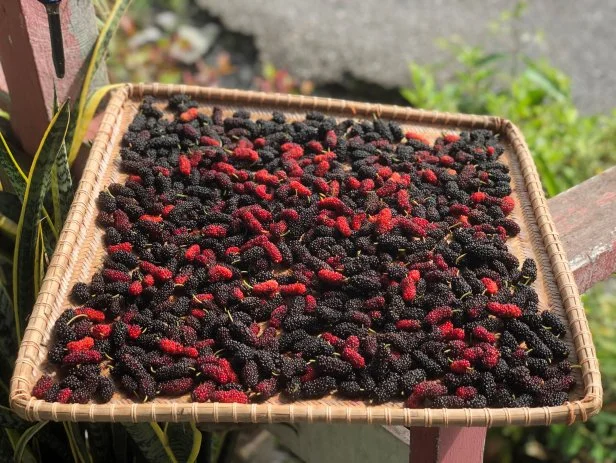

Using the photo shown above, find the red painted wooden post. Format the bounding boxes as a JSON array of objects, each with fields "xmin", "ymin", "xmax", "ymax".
[
  {"xmin": 409, "ymin": 428, "xmax": 486, "ymax": 463},
  {"xmin": 0, "ymin": 0, "xmax": 104, "ymax": 155},
  {"xmin": 407, "ymin": 167, "xmax": 616, "ymax": 462}
]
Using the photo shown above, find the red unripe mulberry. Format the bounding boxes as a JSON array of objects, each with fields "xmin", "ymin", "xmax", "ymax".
[
  {"xmin": 318, "ymin": 197, "xmax": 351, "ymax": 215},
  {"xmin": 307, "ymin": 140, "xmax": 324, "ymax": 152},
  {"xmin": 140, "ymin": 214, "xmax": 162, "ymax": 223},
  {"xmin": 269, "ymin": 305, "xmax": 287, "ymax": 329},
  {"xmin": 472, "ymin": 326, "xmax": 496, "ymax": 343},
  {"xmin": 456, "ymin": 386, "xmax": 477, "ymax": 400},
  {"xmin": 180, "ymin": 108, "xmax": 199, "ymax": 122},
  {"xmin": 91, "ymin": 324, "xmax": 112, "ymax": 339},
  {"xmin": 57, "ymin": 388, "xmax": 73, "ymax": 404},
  {"xmin": 481, "ymin": 277, "xmax": 499, "ymax": 295},
  {"xmin": 450, "ymin": 359, "xmax": 472, "ymax": 374},
  {"xmin": 305, "ymin": 295, "xmax": 317, "ymax": 313},
  {"xmin": 500, "ymin": 196, "xmax": 515, "ymax": 215},
  {"xmin": 449, "ymin": 204, "xmax": 470, "ymax": 216},
  {"xmin": 262, "ymin": 241, "xmax": 283, "ymax": 263},
  {"xmin": 412, "ymin": 380, "xmax": 447, "ymax": 399},
  {"xmin": 279, "ymin": 283, "xmax": 306, "ymax": 296},
  {"xmin": 252, "ymin": 280, "xmax": 279, "ymax": 296},
  {"xmin": 317, "ymin": 269, "xmax": 344, "ymax": 285},
  {"xmin": 208, "ymin": 265, "xmax": 233, "ymax": 282},
  {"xmin": 233, "ymin": 147, "xmax": 259, "ymax": 162},
  {"xmin": 211, "ymin": 390, "xmax": 249, "ymax": 404},
  {"xmin": 178, "ymin": 155, "xmax": 191, "ymax": 175},
  {"xmin": 314, "ymin": 161, "xmax": 330, "ymax": 177},
  {"xmin": 335, "ymin": 216, "xmax": 352, "ymax": 237},
  {"xmin": 321, "ymin": 332, "xmax": 342, "ymax": 347},
  {"xmin": 344, "ymin": 336, "xmax": 360, "ymax": 350},
  {"xmin": 200, "ymin": 136, "xmax": 221, "ymax": 146},
  {"xmin": 67, "ymin": 337, "xmax": 95, "ymax": 352},
  {"xmin": 108, "ymin": 242, "xmax": 132, "ymax": 253},
  {"xmin": 342, "ymin": 347, "xmax": 366, "ymax": 369},
  {"xmin": 75, "ymin": 308, "xmax": 106, "ymax": 323},
  {"xmin": 289, "ymin": 180, "xmax": 311, "ymax": 197},
  {"xmin": 463, "ymin": 347, "xmax": 484, "ymax": 362},
  {"xmin": 422, "ymin": 169, "xmax": 438, "ymax": 184},
  {"xmin": 33, "ymin": 375, "xmax": 54, "ymax": 399},
  {"xmin": 395, "ymin": 319, "xmax": 421, "ymax": 331},
  {"xmin": 425, "ymin": 307, "xmax": 453, "ymax": 325},
  {"xmin": 486, "ymin": 302, "xmax": 522, "ymax": 318},
  {"xmin": 160, "ymin": 338, "xmax": 185, "ymax": 355},
  {"xmin": 470, "ymin": 191, "xmax": 487, "ymax": 203},
  {"xmin": 103, "ymin": 269, "xmax": 131, "ymax": 283},
  {"xmin": 185, "ymin": 244, "xmax": 201, "ymax": 261},
  {"xmin": 396, "ymin": 189, "xmax": 411, "ymax": 212},
  {"xmin": 203, "ymin": 225, "xmax": 227, "ymax": 238},
  {"xmin": 128, "ymin": 281, "xmax": 143, "ymax": 296},
  {"xmin": 401, "ymin": 277, "xmax": 416, "ymax": 302},
  {"xmin": 192, "ymin": 381, "xmax": 216, "ymax": 402},
  {"xmin": 128, "ymin": 325, "xmax": 142, "ymax": 340}
]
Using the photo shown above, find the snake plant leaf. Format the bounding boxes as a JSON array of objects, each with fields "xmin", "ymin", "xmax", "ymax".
[
  {"xmin": 13, "ymin": 101, "xmax": 70, "ymax": 342},
  {"xmin": 166, "ymin": 423, "xmax": 202, "ymax": 463},
  {"xmin": 124, "ymin": 423, "xmax": 177, "ymax": 463},
  {"xmin": 84, "ymin": 423, "xmax": 114, "ymax": 463},
  {"xmin": 14, "ymin": 421, "xmax": 48, "ymax": 463},
  {"xmin": 63, "ymin": 423, "xmax": 91, "ymax": 463},
  {"xmin": 0, "ymin": 405, "xmax": 28, "ymax": 431},
  {"xmin": 0, "ymin": 282, "xmax": 16, "ymax": 377},
  {"xmin": 68, "ymin": 0, "xmax": 133, "ymax": 165},
  {"xmin": 0, "ymin": 191, "xmax": 22, "ymax": 224}
]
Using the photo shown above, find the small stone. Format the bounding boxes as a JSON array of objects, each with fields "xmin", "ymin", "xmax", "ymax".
[
  {"xmin": 128, "ymin": 27, "xmax": 163, "ymax": 49},
  {"xmin": 170, "ymin": 24, "xmax": 220, "ymax": 64},
  {"xmin": 155, "ymin": 11, "xmax": 178, "ymax": 32}
]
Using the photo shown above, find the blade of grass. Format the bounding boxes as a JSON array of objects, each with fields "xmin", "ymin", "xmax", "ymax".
[{"xmin": 13, "ymin": 101, "xmax": 70, "ymax": 342}]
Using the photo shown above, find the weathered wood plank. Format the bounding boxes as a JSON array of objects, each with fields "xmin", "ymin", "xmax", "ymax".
[
  {"xmin": 549, "ymin": 166, "xmax": 616, "ymax": 293},
  {"xmin": 0, "ymin": 0, "xmax": 105, "ymax": 154}
]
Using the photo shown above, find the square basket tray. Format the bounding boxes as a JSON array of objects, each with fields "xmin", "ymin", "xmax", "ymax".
[{"xmin": 10, "ymin": 84, "xmax": 602, "ymax": 426}]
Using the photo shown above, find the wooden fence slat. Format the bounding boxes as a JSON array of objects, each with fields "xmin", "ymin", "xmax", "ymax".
[
  {"xmin": 0, "ymin": 0, "xmax": 105, "ymax": 155},
  {"xmin": 549, "ymin": 166, "xmax": 616, "ymax": 293}
]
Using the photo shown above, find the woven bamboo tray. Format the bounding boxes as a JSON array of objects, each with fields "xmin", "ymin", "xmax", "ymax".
[{"xmin": 10, "ymin": 84, "xmax": 602, "ymax": 426}]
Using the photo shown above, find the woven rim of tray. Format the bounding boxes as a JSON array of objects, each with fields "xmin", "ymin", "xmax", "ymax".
[{"xmin": 10, "ymin": 84, "xmax": 602, "ymax": 426}]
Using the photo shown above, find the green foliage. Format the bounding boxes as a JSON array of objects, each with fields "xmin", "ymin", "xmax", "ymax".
[
  {"xmin": 400, "ymin": 46, "xmax": 616, "ymax": 197},
  {"xmin": 13, "ymin": 101, "xmax": 70, "ymax": 341}
]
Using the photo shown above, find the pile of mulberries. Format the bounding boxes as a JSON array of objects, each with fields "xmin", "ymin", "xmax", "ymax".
[{"xmin": 34, "ymin": 95, "xmax": 575, "ymax": 409}]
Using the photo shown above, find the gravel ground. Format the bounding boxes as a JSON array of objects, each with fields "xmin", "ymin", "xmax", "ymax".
[{"xmin": 197, "ymin": 0, "xmax": 616, "ymax": 114}]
